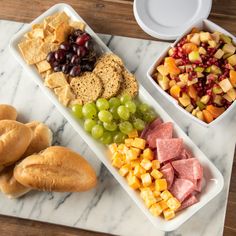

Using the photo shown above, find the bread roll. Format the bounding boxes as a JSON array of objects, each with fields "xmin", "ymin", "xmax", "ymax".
[
  {"xmin": 0, "ymin": 166, "xmax": 30, "ymax": 198},
  {"xmin": 0, "ymin": 120, "xmax": 33, "ymax": 167},
  {"xmin": 14, "ymin": 146, "xmax": 97, "ymax": 192},
  {"xmin": 0, "ymin": 104, "xmax": 17, "ymax": 120}
]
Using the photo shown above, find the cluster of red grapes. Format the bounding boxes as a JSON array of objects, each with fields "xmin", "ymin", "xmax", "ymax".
[{"xmin": 46, "ymin": 29, "xmax": 97, "ymax": 77}]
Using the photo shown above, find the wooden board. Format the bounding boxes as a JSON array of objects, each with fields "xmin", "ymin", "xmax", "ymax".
[{"xmin": 0, "ymin": 0, "xmax": 235, "ymax": 235}]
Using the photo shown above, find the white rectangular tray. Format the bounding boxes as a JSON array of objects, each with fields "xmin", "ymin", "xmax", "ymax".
[{"xmin": 9, "ymin": 3, "xmax": 224, "ymax": 232}]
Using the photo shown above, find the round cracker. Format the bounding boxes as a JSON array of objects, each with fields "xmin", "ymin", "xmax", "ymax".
[
  {"xmin": 94, "ymin": 65, "xmax": 122, "ymax": 99},
  {"xmin": 70, "ymin": 72, "xmax": 103, "ymax": 104},
  {"xmin": 119, "ymin": 69, "xmax": 139, "ymax": 98},
  {"xmin": 96, "ymin": 53, "xmax": 124, "ymax": 70}
]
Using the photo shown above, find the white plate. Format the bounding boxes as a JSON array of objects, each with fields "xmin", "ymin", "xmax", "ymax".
[
  {"xmin": 147, "ymin": 19, "xmax": 236, "ymax": 127},
  {"xmin": 133, "ymin": 0, "xmax": 212, "ymax": 40},
  {"xmin": 9, "ymin": 3, "xmax": 224, "ymax": 231}
]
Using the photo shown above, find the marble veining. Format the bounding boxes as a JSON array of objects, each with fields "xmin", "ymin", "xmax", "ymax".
[{"xmin": 0, "ymin": 20, "xmax": 235, "ymax": 236}]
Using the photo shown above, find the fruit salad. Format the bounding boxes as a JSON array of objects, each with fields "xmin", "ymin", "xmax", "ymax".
[{"xmin": 152, "ymin": 28, "xmax": 236, "ymax": 123}]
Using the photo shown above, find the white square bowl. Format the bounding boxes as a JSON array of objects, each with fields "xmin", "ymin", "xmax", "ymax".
[
  {"xmin": 147, "ymin": 19, "xmax": 236, "ymax": 127},
  {"xmin": 9, "ymin": 4, "xmax": 224, "ymax": 231}
]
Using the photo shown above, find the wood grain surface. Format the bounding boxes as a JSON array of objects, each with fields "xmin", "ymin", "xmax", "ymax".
[{"xmin": 0, "ymin": 0, "xmax": 235, "ymax": 235}]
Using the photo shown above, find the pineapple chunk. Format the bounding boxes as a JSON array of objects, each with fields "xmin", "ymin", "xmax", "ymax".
[
  {"xmin": 140, "ymin": 159, "xmax": 152, "ymax": 171},
  {"xmin": 200, "ymin": 32, "xmax": 212, "ymax": 42},
  {"xmin": 200, "ymin": 95, "xmax": 210, "ymax": 104},
  {"xmin": 157, "ymin": 65, "xmax": 169, "ymax": 76},
  {"xmin": 227, "ymin": 54, "xmax": 236, "ymax": 66},
  {"xmin": 155, "ymin": 179, "xmax": 167, "ymax": 191},
  {"xmin": 133, "ymin": 164, "xmax": 146, "ymax": 178},
  {"xmin": 125, "ymin": 138, "xmax": 133, "ymax": 147},
  {"xmin": 158, "ymin": 76, "xmax": 170, "ymax": 91},
  {"xmin": 214, "ymin": 49, "xmax": 224, "ymax": 59},
  {"xmin": 219, "ymin": 78, "xmax": 233, "ymax": 92},
  {"xmin": 227, "ymin": 88, "xmax": 236, "ymax": 101},
  {"xmin": 163, "ymin": 209, "xmax": 175, "ymax": 220},
  {"xmin": 150, "ymin": 169, "xmax": 163, "ymax": 179},
  {"xmin": 166, "ymin": 197, "xmax": 181, "ymax": 211},
  {"xmin": 179, "ymin": 93, "xmax": 191, "ymax": 107},
  {"xmin": 127, "ymin": 172, "xmax": 141, "ymax": 189},
  {"xmin": 152, "ymin": 160, "xmax": 161, "ymax": 170},
  {"xmin": 160, "ymin": 190, "xmax": 173, "ymax": 201},
  {"xmin": 128, "ymin": 129, "xmax": 138, "ymax": 138},
  {"xmin": 142, "ymin": 148, "xmax": 154, "ymax": 160},
  {"xmin": 158, "ymin": 200, "xmax": 168, "ymax": 211},
  {"xmin": 141, "ymin": 173, "xmax": 152, "ymax": 187},
  {"xmin": 132, "ymin": 138, "xmax": 146, "ymax": 150},
  {"xmin": 119, "ymin": 164, "xmax": 130, "ymax": 177},
  {"xmin": 149, "ymin": 203, "xmax": 163, "ymax": 217},
  {"xmin": 109, "ymin": 143, "xmax": 118, "ymax": 154}
]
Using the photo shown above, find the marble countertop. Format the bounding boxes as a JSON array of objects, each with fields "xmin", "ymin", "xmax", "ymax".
[{"xmin": 0, "ymin": 19, "xmax": 235, "ymax": 236}]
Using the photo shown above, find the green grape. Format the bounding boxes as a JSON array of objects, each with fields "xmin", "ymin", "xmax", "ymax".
[
  {"xmin": 103, "ymin": 121, "xmax": 117, "ymax": 131},
  {"xmin": 119, "ymin": 121, "xmax": 133, "ymax": 134},
  {"xmin": 97, "ymin": 120, "xmax": 103, "ymax": 125},
  {"xmin": 84, "ymin": 119, "xmax": 96, "ymax": 132},
  {"xmin": 143, "ymin": 111, "xmax": 156, "ymax": 123},
  {"xmin": 138, "ymin": 103, "xmax": 150, "ymax": 114},
  {"xmin": 125, "ymin": 101, "xmax": 136, "ymax": 114},
  {"xmin": 113, "ymin": 132, "xmax": 127, "ymax": 143},
  {"xmin": 91, "ymin": 124, "xmax": 104, "ymax": 139},
  {"xmin": 133, "ymin": 118, "xmax": 145, "ymax": 131},
  {"xmin": 96, "ymin": 98, "xmax": 109, "ymax": 111},
  {"xmin": 98, "ymin": 110, "xmax": 113, "ymax": 123},
  {"xmin": 109, "ymin": 107, "xmax": 120, "ymax": 120},
  {"xmin": 120, "ymin": 94, "xmax": 131, "ymax": 104},
  {"xmin": 100, "ymin": 131, "xmax": 113, "ymax": 144},
  {"xmin": 71, "ymin": 104, "xmax": 83, "ymax": 119},
  {"xmin": 117, "ymin": 105, "xmax": 130, "ymax": 120},
  {"xmin": 82, "ymin": 103, "xmax": 97, "ymax": 119},
  {"xmin": 109, "ymin": 97, "xmax": 120, "ymax": 108}
]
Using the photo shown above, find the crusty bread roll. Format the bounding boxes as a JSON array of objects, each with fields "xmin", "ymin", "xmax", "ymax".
[
  {"xmin": 0, "ymin": 121, "xmax": 52, "ymax": 198},
  {"xmin": 0, "ymin": 104, "xmax": 17, "ymax": 120},
  {"xmin": 14, "ymin": 146, "xmax": 97, "ymax": 192},
  {"xmin": 0, "ymin": 120, "xmax": 33, "ymax": 167},
  {"xmin": 0, "ymin": 166, "xmax": 30, "ymax": 198}
]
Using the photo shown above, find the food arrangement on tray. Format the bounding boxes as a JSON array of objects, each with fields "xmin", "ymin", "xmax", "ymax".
[{"xmin": 151, "ymin": 28, "xmax": 236, "ymax": 124}]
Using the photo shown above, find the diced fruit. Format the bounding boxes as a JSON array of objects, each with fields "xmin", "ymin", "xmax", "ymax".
[
  {"xmin": 149, "ymin": 203, "xmax": 163, "ymax": 216},
  {"xmin": 229, "ymin": 70, "xmax": 236, "ymax": 87},
  {"xmin": 164, "ymin": 57, "xmax": 181, "ymax": 75},
  {"xmin": 179, "ymin": 93, "xmax": 191, "ymax": 107},
  {"xmin": 158, "ymin": 76, "xmax": 170, "ymax": 91},
  {"xmin": 160, "ymin": 190, "xmax": 173, "ymax": 201},
  {"xmin": 202, "ymin": 109, "xmax": 214, "ymax": 123},
  {"xmin": 206, "ymin": 105, "xmax": 225, "ymax": 118},
  {"xmin": 187, "ymin": 77, "xmax": 198, "ymax": 86},
  {"xmin": 223, "ymin": 52, "xmax": 234, "ymax": 59},
  {"xmin": 214, "ymin": 49, "xmax": 224, "ymax": 59},
  {"xmin": 163, "ymin": 209, "xmax": 175, "ymax": 220},
  {"xmin": 200, "ymin": 32, "xmax": 212, "ymax": 42},
  {"xmin": 183, "ymin": 43, "xmax": 198, "ymax": 53},
  {"xmin": 198, "ymin": 47, "xmax": 206, "ymax": 55},
  {"xmin": 185, "ymin": 104, "xmax": 194, "ymax": 113},
  {"xmin": 151, "ymin": 169, "xmax": 163, "ymax": 179},
  {"xmin": 219, "ymin": 78, "xmax": 233, "ymax": 92},
  {"xmin": 212, "ymin": 85, "xmax": 223, "ymax": 94},
  {"xmin": 168, "ymin": 48, "xmax": 174, "ymax": 56},
  {"xmin": 196, "ymin": 101, "xmax": 205, "ymax": 110},
  {"xmin": 208, "ymin": 40, "xmax": 217, "ymax": 48},
  {"xmin": 141, "ymin": 173, "xmax": 152, "ymax": 187},
  {"xmin": 196, "ymin": 111, "xmax": 204, "ymax": 121},
  {"xmin": 157, "ymin": 65, "xmax": 169, "ymax": 76},
  {"xmin": 190, "ymin": 33, "xmax": 200, "ymax": 45},
  {"xmin": 223, "ymin": 94, "xmax": 233, "ymax": 102},
  {"xmin": 222, "ymin": 44, "xmax": 236, "ymax": 54},
  {"xmin": 205, "ymin": 67, "xmax": 211, "ymax": 73},
  {"xmin": 210, "ymin": 65, "xmax": 221, "ymax": 74},
  {"xmin": 155, "ymin": 179, "xmax": 167, "ymax": 191},
  {"xmin": 166, "ymin": 197, "xmax": 181, "ymax": 211},
  {"xmin": 200, "ymin": 95, "xmax": 210, "ymax": 104},
  {"xmin": 170, "ymin": 85, "xmax": 181, "ymax": 99},
  {"xmin": 169, "ymin": 80, "xmax": 176, "ymax": 87},
  {"xmin": 188, "ymin": 85, "xmax": 197, "ymax": 100},
  {"xmin": 213, "ymin": 95, "xmax": 223, "ymax": 106},
  {"xmin": 212, "ymin": 32, "xmax": 221, "ymax": 43},
  {"xmin": 194, "ymin": 66, "xmax": 204, "ymax": 72},
  {"xmin": 220, "ymin": 34, "xmax": 232, "ymax": 44},
  {"xmin": 227, "ymin": 88, "xmax": 236, "ymax": 101},
  {"xmin": 188, "ymin": 51, "xmax": 202, "ymax": 63},
  {"xmin": 227, "ymin": 54, "xmax": 236, "ymax": 66}
]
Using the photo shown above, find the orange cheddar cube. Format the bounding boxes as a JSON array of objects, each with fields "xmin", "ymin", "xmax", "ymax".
[
  {"xmin": 109, "ymin": 143, "xmax": 118, "ymax": 154},
  {"xmin": 141, "ymin": 173, "xmax": 152, "ymax": 187},
  {"xmin": 127, "ymin": 172, "xmax": 141, "ymax": 190},
  {"xmin": 140, "ymin": 189, "xmax": 157, "ymax": 208},
  {"xmin": 155, "ymin": 179, "xmax": 167, "ymax": 191},
  {"xmin": 159, "ymin": 200, "xmax": 168, "ymax": 211},
  {"xmin": 132, "ymin": 138, "xmax": 146, "ymax": 150},
  {"xmin": 117, "ymin": 144, "xmax": 129, "ymax": 154},
  {"xmin": 140, "ymin": 159, "xmax": 152, "ymax": 171},
  {"xmin": 133, "ymin": 164, "xmax": 146, "ymax": 178},
  {"xmin": 166, "ymin": 197, "xmax": 181, "ymax": 211},
  {"xmin": 119, "ymin": 164, "xmax": 130, "ymax": 177},
  {"xmin": 112, "ymin": 156, "xmax": 124, "ymax": 168},
  {"xmin": 142, "ymin": 148, "xmax": 154, "ymax": 160},
  {"xmin": 151, "ymin": 169, "xmax": 163, "ymax": 179},
  {"xmin": 128, "ymin": 129, "xmax": 139, "ymax": 138},
  {"xmin": 152, "ymin": 160, "xmax": 160, "ymax": 170},
  {"xmin": 130, "ymin": 160, "xmax": 140, "ymax": 168},
  {"xmin": 125, "ymin": 138, "xmax": 133, "ymax": 147},
  {"xmin": 160, "ymin": 190, "xmax": 173, "ymax": 201},
  {"xmin": 153, "ymin": 190, "xmax": 161, "ymax": 198},
  {"xmin": 126, "ymin": 148, "xmax": 139, "ymax": 162},
  {"xmin": 163, "ymin": 209, "xmax": 175, "ymax": 220},
  {"xmin": 149, "ymin": 203, "xmax": 163, "ymax": 217}
]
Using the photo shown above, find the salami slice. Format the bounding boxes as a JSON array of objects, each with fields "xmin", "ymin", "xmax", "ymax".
[
  {"xmin": 161, "ymin": 166, "xmax": 174, "ymax": 189},
  {"xmin": 156, "ymin": 138, "xmax": 183, "ymax": 163},
  {"xmin": 177, "ymin": 194, "xmax": 199, "ymax": 211},
  {"xmin": 179, "ymin": 148, "xmax": 193, "ymax": 159},
  {"xmin": 140, "ymin": 118, "xmax": 162, "ymax": 139}
]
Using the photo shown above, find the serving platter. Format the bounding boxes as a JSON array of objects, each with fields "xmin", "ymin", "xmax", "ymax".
[{"xmin": 9, "ymin": 3, "xmax": 224, "ymax": 231}]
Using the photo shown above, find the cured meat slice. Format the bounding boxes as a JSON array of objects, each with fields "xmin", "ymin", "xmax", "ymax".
[
  {"xmin": 161, "ymin": 166, "xmax": 174, "ymax": 189},
  {"xmin": 140, "ymin": 118, "xmax": 162, "ymax": 139},
  {"xmin": 147, "ymin": 122, "xmax": 173, "ymax": 148},
  {"xmin": 195, "ymin": 178, "xmax": 203, "ymax": 192},
  {"xmin": 169, "ymin": 178, "xmax": 195, "ymax": 202},
  {"xmin": 179, "ymin": 148, "xmax": 193, "ymax": 159},
  {"xmin": 177, "ymin": 194, "xmax": 199, "ymax": 211},
  {"xmin": 161, "ymin": 163, "xmax": 172, "ymax": 170},
  {"xmin": 172, "ymin": 158, "xmax": 203, "ymax": 180},
  {"xmin": 156, "ymin": 138, "xmax": 183, "ymax": 163},
  {"xmin": 149, "ymin": 117, "xmax": 163, "ymax": 130}
]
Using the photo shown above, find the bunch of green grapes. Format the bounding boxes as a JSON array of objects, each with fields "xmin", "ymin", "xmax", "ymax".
[{"xmin": 71, "ymin": 95, "xmax": 156, "ymax": 144}]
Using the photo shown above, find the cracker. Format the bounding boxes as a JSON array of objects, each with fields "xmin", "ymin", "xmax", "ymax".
[
  {"xmin": 48, "ymin": 12, "xmax": 69, "ymax": 29},
  {"xmin": 54, "ymin": 22, "xmax": 72, "ymax": 43},
  {"xmin": 69, "ymin": 98, "xmax": 83, "ymax": 107},
  {"xmin": 119, "ymin": 69, "xmax": 139, "ymax": 97},
  {"xmin": 54, "ymin": 85, "xmax": 75, "ymax": 106},
  {"xmin": 36, "ymin": 60, "xmax": 51, "ymax": 73},
  {"xmin": 70, "ymin": 72, "xmax": 103, "ymax": 104},
  {"xmin": 97, "ymin": 53, "xmax": 124, "ymax": 68},
  {"xmin": 94, "ymin": 65, "xmax": 122, "ymax": 99},
  {"xmin": 69, "ymin": 21, "xmax": 86, "ymax": 31},
  {"xmin": 94, "ymin": 58, "xmax": 122, "ymax": 74},
  {"xmin": 32, "ymin": 23, "xmax": 43, "ymax": 30},
  {"xmin": 44, "ymin": 72, "xmax": 68, "ymax": 88}
]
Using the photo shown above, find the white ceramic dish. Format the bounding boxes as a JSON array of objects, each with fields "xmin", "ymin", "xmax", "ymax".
[
  {"xmin": 133, "ymin": 0, "xmax": 212, "ymax": 40},
  {"xmin": 147, "ymin": 19, "xmax": 236, "ymax": 127},
  {"xmin": 9, "ymin": 3, "xmax": 224, "ymax": 231}
]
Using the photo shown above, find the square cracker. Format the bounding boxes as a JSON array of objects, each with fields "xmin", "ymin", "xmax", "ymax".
[
  {"xmin": 44, "ymin": 72, "xmax": 68, "ymax": 88},
  {"xmin": 48, "ymin": 12, "xmax": 69, "ymax": 29},
  {"xmin": 54, "ymin": 22, "xmax": 72, "ymax": 43},
  {"xmin": 36, "ymin": 60, "xmax": 51, "ymax": 73},
  {"xmin": 69, "ymin": 21, "xmax": 86, "ymax": 31},
  {"xmin": 54, "ymin": 85, "xmax": 75, "ymax": 106}
]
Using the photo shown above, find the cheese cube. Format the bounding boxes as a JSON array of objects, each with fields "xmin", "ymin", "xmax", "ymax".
[
  {"xmin": 166, "ymin": 197, "xmax": 181, "ymax": 211},
  {"xmin": 132, "ymin": 138, "xmax": 146, "ymax": 150},
  {"xmin": 141, "ymin": 173, "xmax": 152, "ymax": 187},
  {"xmin": 119, "ymin": 164, "xmax": 130, "ymax": 177},
  {"xmin": 142, "ymin": 148, "xmax": 154, "ymax": 160},
  {"xmin": 153, "ymin": 190, "xmax": 161, "ymax": 198},
  {"xmin": 155, "ymin": 179, "xmax": 167, "ymax": 191},
  {"xmin": 125, "ymin": 138, "xmax": 133, "ymax": 147},
  {"xmin": 118, "ymin": 144, "xmax": 129, "ymax": 154},
  {"xmin": 133, "ymin": 164, "xmax": 146, "ymax": 178},
  {"xmin": 127, "ymin": 172, "xmax": 141, "ymax": 189},
  {"xmin": 149, "ymin": 203, "xmax": 163, "ymax": 217},
  {"xmin": 163, "ymin": 209, "xmax": 175, "ymax": 220},
  {"xmin": 112, "ymin": 156, "xmax": 124, "ymax": 168},
  {"xmin": 112, "ymin": 151, "xmax": 125, "ymax": 161},
  {"xmin": 130, "ymin": 160, "xmax": 140, "ymax": 168},
  {"xmin": 128, "ymin": 129, "xmax": 139, "ymax": 138},
  {"xmin": 159, "ymin": 200, "xmax": 168, "ymax": 211},
  {"xmin": 126, "ymin": 149, "xmax": 139, "ymax": 162},
  {"xmin": 160, "ymin": 190, "xmax": 173, "ymax": 201},
  {"xmin": 151, "ymin": 169, "xmax": 163, "ymax": 179},
  {"xmin": 109, "ymin": 143, "xmax": 118, "ymax": 154},
  {"xmin": 140, "ymin": 159, "xmax": 152, "ymax": 171},
  {"xmin": 152, "ymin": 160, "xmax": 161, "ymax": 170}
]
